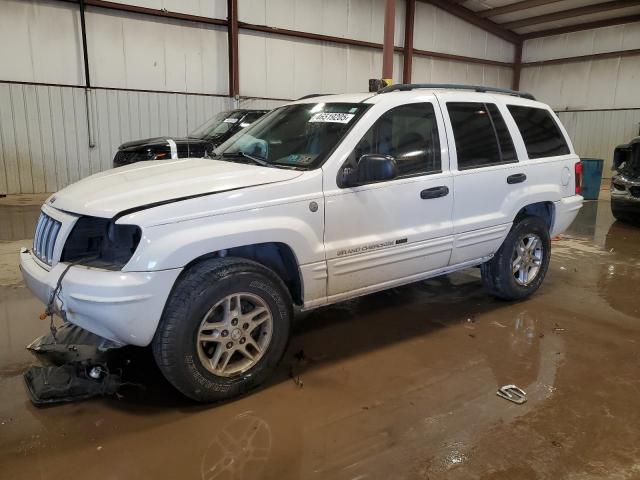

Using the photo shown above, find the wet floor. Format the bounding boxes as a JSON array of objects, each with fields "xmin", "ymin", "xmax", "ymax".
[{"xmin": 1, "ymin": 196, "xmax": 640, "ymax": 479}]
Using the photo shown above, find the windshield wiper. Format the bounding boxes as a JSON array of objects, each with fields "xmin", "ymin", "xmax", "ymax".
[{"xmin": 220, "ymin": 151, "xmax": 272, "ymax": 167}]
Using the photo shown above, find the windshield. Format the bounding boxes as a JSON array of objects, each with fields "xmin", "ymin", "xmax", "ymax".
[
  {"xmin": 189, "ymin": 111, "xmax": 245, "ymax": 139},
  {"xmin": 214, "ymin": 103, "xmax": 370, "ymax": 170}
]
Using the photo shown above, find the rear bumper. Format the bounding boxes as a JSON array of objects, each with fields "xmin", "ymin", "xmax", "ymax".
[
  {"xmin": 551, "ymin": 195, "xmax": 583, "ymax": 236},
  {"xmin": 20, "ymin": 249, "xmax": 182, "ymax": 346}
]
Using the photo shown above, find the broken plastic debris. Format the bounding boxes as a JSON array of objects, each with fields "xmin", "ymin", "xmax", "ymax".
[{"xmin": 497, "ymin": 385, "xmax": 527, "ymax": 404}]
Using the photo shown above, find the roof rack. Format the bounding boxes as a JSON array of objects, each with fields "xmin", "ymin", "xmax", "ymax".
[{"xmin": 377, "ymin": 83, "xmax": 536, "ymax": 101}]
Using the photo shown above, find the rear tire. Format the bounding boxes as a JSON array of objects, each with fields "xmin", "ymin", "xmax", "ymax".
[
  {"xmin": 481, "ymin": 216, "xmax": 551, "ymax": 301},
  {"xmin": 152, "ymin": 257, "xmax": 292, "ymax": 402}
]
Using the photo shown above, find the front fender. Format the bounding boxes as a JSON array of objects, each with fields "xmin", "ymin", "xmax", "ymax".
[{"xmin": 123, "ymin": 201, "xmax": 325, "ymax": 272}]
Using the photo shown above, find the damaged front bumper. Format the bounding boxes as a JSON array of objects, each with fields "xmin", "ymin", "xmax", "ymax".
[{"xmin": 20, "ymin": 249, "xmax": 182, "ymax": 346}]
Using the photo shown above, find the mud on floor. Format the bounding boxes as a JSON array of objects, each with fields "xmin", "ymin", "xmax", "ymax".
[{"xmin": 1, "ymin": 198, "xmax": 639, "ymax": 479}]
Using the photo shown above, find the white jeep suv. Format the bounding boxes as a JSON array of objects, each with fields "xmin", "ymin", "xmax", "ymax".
[{"xmin": 20, "ymin": 84, "xmax": 583, "ymax": 401}]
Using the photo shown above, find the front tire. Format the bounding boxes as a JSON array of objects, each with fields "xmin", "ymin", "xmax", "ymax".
[
  {"xmin": 152, "ymin": 257, "xmax": 292, "ymax": 402},
  {"xmin": 481, "ymin": 216, "xmax": 551, "ymax": 301}
]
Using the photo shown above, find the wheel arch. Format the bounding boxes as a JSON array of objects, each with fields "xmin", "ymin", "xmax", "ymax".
[
  {"xmin": 513, "ymin": 201, "xmax": 556, "ymax": 232},
  {"xmin": 177, "ymin": 242, "xmax": 304, "ymax": 306}
]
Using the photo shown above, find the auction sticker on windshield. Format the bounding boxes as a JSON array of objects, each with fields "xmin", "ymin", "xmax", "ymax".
[{"xmin": 309, "ymin": 112, "xmax": 355, "ymax": 124}]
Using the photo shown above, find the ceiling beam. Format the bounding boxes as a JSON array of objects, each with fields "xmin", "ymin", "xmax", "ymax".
[
  {"xmin": 502, "ymin": 0, "xmax": 640, "ymax": 30},
  {"xmin": 419, "ymin": 0, "xmax": 520, "ymax": 43},
  {"xmin": 476, "ymin": 0, "xmax": 564, "ymax": 18},
  {"xmin": 522, "ymin": 13, "xmax": 640, "ymax": 38}
]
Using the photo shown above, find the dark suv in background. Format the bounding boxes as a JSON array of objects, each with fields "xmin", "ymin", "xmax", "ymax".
[
  {"xmin": 611, "ymin": 136, "xmax": 640, "ymax": 223},
  {"xmin": 112, "ymin": 109, "xmax": 268, "ymax": 168}
]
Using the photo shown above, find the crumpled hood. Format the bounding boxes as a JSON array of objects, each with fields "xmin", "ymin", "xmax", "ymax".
[{"xmin": 47, "ymin": 158, "xmax": 302, "ymax": 218}]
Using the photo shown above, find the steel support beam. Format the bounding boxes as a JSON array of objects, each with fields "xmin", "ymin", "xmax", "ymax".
[
  {"xmin": 502, "ymin": 0, "xmax": 640, "ymax": 30},
  {"xmin": 78, "ymin": 0, "xmax": 91, "ymax": 88},
  {"xmin": 521, "ymin": 47, "xmax": 640, "ymax": 67},
  {"xmin": 412, "ymin": 48, "xmax": 513, "ymax": 67},
  {"xmin": 403, "ymin": 0, "xmax": 416, "ymax": 83},
  {"xmin": 382, "ymin": 0, "xmax": 396, "ymax": 81},
  {"xmin": 227, "ymin": 0, "xmax": 239, "ymax": 97},
  {"xmin": 512, "ymin": 41, "xmax": 523, "ymax": 90},
  {"xmin": 522, "ymin": 13, "xmax": 640, "ymax": 39},
  {"xmin": 83, "ymin": 0, "xmax": 227, "ymax": 26}
]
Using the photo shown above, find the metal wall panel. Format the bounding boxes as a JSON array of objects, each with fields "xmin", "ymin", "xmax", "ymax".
[
  {"xmin": 0, "ymin": 83, "xmax": 233, "ymax": 194},
  {"xmin": 521, "ymin": 55, "xmax": 640, "ymax": 110},
  {"xmin": 523, "ymin": 23, "xmax": 640, "ymax": 62},
  {"xmin": 521, "ymin": 23, "xmax": 640, "ymax": 109},
  {"xmin": 557, "ymin": 109, "xmax": 640, "ymax": 177},
  {"xmin": 85, "ymin": 8, "xmax": 229, "ymax": 95},
  {"xmin": 0, "ymin": 0, "xmax": 84, "ymax": 86},
  {"xmin": 411, "ymin": 56, "xmax": 513, "ymax": 89},
  {"xmin": 238, "ymin": 32, "xmax": 404, "ymax": 98},
  {"xmin": 239, "ymin": 0, "xmax": 406, "ymax": 47},
  {"xmin": 413, "ymin": 1, "xmax": 515, "ymax": 63}
]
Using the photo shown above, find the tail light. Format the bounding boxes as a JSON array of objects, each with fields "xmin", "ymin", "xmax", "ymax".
[{"xmin": 575, "ymin": 161, "xmax": 583, "ymax": 195}]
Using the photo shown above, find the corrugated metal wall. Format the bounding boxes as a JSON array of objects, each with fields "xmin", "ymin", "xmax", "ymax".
[
  {"xmin": 520, "ymin": 23, "xmax": 640, "ymax": 177},
  {"xmin": 557, "ymin": 109, "xmax": 640, "ymax": 176},
  {"xmin": 0, "ymin": 83, "xmax": 232, "ymax": 194},
  {"xmin": 413, "ymin": 1, "xmax": 515, "ymax": 63},
  {"xmin": 0, "ymin": 0, "xmax": 520, "ymax": 194},
  {"xmin": 237, "ymin": 0, "xmax": 407, "ymax": 97}
]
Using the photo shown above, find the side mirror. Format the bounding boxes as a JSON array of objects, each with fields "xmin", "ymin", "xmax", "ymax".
[{"xmin": 340, "ymin": 154, "xmax": 398, "ymax": 187}]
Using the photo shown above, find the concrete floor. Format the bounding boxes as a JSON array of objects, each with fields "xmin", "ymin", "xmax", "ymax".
[{"xmin": 1, "ymin": 194, "xmax": 639, "ymax": 479}]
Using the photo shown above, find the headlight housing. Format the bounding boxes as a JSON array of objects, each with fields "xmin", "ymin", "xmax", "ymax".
[{"xmin": 61, "ymin": 216, "xmax": 141, "ymax": 270}]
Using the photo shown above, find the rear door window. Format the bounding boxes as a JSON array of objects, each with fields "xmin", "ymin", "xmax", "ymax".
[
  {"xmin": 447, "ymin": 102, "xmax": 517, "ymax": 170},
  {"xmin": 507, "ymin": 105, "xmax": 570, "ymax": 159}
]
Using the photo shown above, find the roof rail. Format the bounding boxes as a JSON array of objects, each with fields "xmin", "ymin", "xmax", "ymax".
[{"xmin": 377, "ymin": 83, "xmax": 536, "ymax": 101}]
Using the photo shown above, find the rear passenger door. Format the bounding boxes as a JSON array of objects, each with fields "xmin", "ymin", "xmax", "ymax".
[{"xmin": 438, "ymin": 94, "xmax": 526, "ymax": 265}]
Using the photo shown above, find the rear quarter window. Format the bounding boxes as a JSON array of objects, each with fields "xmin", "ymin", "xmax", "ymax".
[{"xmin": 507, "ymin": 105, "xmax": 570, "ymax": 159}]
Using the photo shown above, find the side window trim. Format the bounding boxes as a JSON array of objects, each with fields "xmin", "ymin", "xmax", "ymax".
[{"xmin": 485, "ymin": 103, "xmax": 505, "ymax": 165}]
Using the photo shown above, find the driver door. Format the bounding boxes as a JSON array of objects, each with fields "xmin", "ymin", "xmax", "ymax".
[{"xmin": 323, "ymin": 101, "xmax": 454, "ymax": 298}]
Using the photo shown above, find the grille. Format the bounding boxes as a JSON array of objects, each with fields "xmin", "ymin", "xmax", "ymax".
[
  {"xmin": 33, "ymin": 212, "xmax": 62, "ymax": 265},
  {"xmin": 630, "ymin": 186, "xmax": 640, "ymax": 198}
]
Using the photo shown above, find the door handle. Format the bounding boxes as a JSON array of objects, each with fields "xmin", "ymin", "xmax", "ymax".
[
  {"xmin": 420, "ymin": 186, "xmax": 449, "ymax": 199},
  {"xmin": 507, "ymin": 173, "xmax": 527, "ymax": 184}
]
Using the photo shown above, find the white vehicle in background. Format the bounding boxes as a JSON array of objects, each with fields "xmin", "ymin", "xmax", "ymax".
[{"xmin": 20, "ymin": 84, "xmax": 583, "ymax": 402}]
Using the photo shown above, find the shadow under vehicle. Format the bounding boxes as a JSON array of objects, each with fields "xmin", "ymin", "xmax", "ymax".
[
  {"xmin": 112, "ymin": 109, "xmax": 268, "ymax": 168},
  {"xmin": 611, "ymin": 136, "xmax": 640, "ymax": 223}
]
